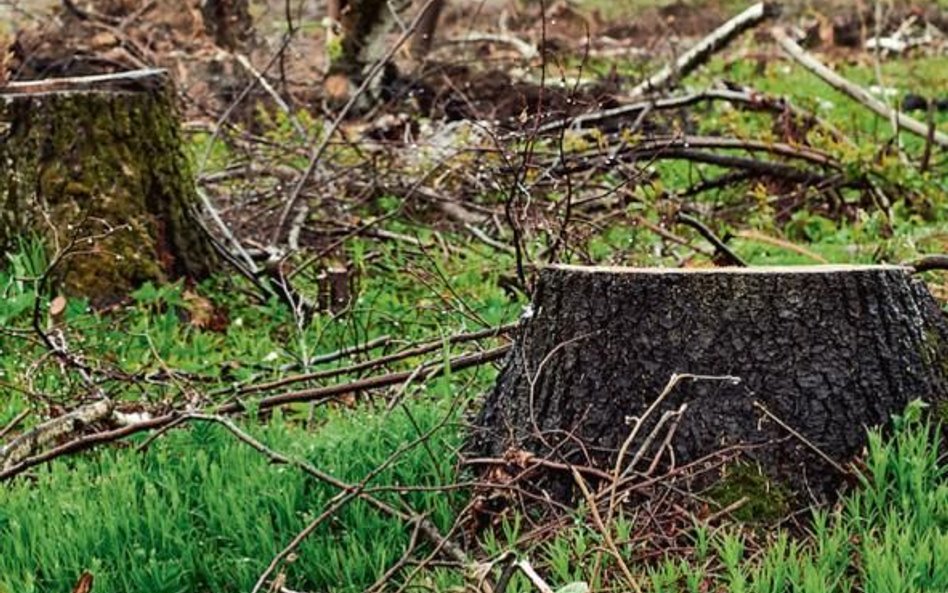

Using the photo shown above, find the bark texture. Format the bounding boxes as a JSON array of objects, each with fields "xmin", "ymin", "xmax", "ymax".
[
  {"xmin": 0, "ymin": 69, "xmax": 218, "ymax": 301},
  {"xmin": 472, "ymin": 265, "xmax": 948, "ymax": 501}
]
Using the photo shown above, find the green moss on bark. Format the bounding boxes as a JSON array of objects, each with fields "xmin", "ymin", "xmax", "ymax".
[
  {"xmin": 705, "ymin": 462, "xmax": 792, "ymax": 523},
  {"xmin": 0, "ymin": 74, "xmax": 217, "ymax": 301}
]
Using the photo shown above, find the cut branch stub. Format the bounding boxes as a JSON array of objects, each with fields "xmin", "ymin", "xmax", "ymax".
[
  {"xmin": 472, "ymin": 265, "xmax": 948, "ymax": 502},
  {"xmin": 0, "ymin": 69, "xmax": 218, "ymax": 302}
]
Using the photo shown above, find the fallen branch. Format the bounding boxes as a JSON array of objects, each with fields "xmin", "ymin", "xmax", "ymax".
[
  {"xmin": 554, "ymin": 136, "xmax": 844, "ymax": 191},
  {"xmin": 0, "ymin": 345, "xmax": 509, "ymax": 481},
  {"xmin": 562, "ymin": 135, "xmax": 841, "ymax": 172},
  {"xmin": 0, "ymin": 412, "xmax": 178, "ymax": 481},
  {"xmin": 904, "ymin": 254, "xmax": 948, "ymax": 273},
  {"xmin": 734, "ymin": 229, "xmax": 829, "ymax": 263},
  {"xmin": 627, "ymin": 2, "xmax": 781, "ymax": 99},
  {"xmin": 675, "ymin": 214, "xmax": 747, "ymax": 267},
  {"xmin": 0, "ymin": 399, "xmax": 114, "ymax": 470},
  {"xmin": 537, "ymin": 87, "xmax": 832, "ymax": 136},
  {"xmin": 0, "ymin": 68, "xmax": 167, "ymax": 94},
  {"xmin": 772, "ymin": 27, "xmax": 948, "ymax": 148},
  {"xmin": 232, "ymin": 322, "xmax": 514, "ymax": 396},
  {"xmin": 442, "ymin": 32, "xmax": 538, "ymax": 60},
  {"xmin": 219, "ymin": 345, "xmax": 510, "ymax": 414}
]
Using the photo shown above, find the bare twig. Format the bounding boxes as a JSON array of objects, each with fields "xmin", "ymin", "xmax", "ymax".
[
  {"xmin": 734, "ymin": 230, "xmax": 829, "ymax": 263},
  {"xmin": 230, "ymin": 323, "xmax": 514, "ymax": 396},
  {"xmin": 0, "ymin": 344, "xmax": 507, "ymax": 482},
  {"xmin": 920, "ymin": 100, "xmax": 936, "ymax": 173},
  {"xmin": 0, "ymin": 68, "xmax": 166, "ymax": 94},
  {"xmin": 461, "ymin": 456, "xmax": 613, "ymax": 482},
  {"xmin": 0, "ymin": 409, "xmax": 31, "ymax": 441},
  {"xmin": 752, "ymin": 400, "xmax": 850, "ymax": 476},
  {"xmin": 195, "ymin": 32, "xmax": 296, "ymax": 175},
  {"xmin": 441, "ymin": 32, "xmax": 538, "ymax": 59},
  {"xmin": 514, "ymin": 558, "xmax": 557, "ymax": 593},
  {"xmin": 571, "ymin": 467, "xmax": 641, "ymax": 592},
  {"xmin": 233, "ymin": 52, "xmax": 306, "ymax": 139},
  {"xmin": 219, "ymin": 346, "xmax": 509, "ymax": 416},
  {"xmin": 675, "ymin": 213, "xmax": 747, "ymax": 267},
  {"xmin": 538, "ymin": 87, "xmax": 844, "ymax": 140},
  {"xmin": 904, "ymin": 254, "xmax": 948, "ymax": 273},
  {"xmin": 271, "ymin": 0, "xmax": 443, "ymax": 244}
]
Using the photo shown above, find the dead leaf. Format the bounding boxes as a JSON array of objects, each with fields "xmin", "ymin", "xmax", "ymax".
[
  {"xmin": 503, "ymin": 446, "xmax": 535, "ymax": 468},
  {"xmin": 49, "ymin": 295, "xmax": 68, "ymax": 317},
  {"xmin": 89, "ymin": 31, "xmax": 118, "ymax": 48},
  {"xmin": 182, "ymin": 290, "xmax": 213, "ymax": 329},
  {"xmin": 71, "ymin": 571, "xmax": 94, "ymax": 593},
  {"xmin": 333, "ymin": 392, "xmax": 357, "ymax": 408}
]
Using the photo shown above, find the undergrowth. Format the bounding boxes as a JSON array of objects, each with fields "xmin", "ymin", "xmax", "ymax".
[
  {"xmin": 1, "ymin": 5, "xmax": 947, "ymax": 592},
  {"xmin": 0, "ymin": 392, "xmax": 944, "ymax": 592},
  {"xmin": 0, "ymin": 398, "xmax": 466, "ymax": 592}
]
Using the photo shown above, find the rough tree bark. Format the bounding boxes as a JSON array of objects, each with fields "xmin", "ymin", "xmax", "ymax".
[
  {"xmin": 0, "ymin": 69, "xmax": 218, "ymax": 302},
  {"xmin": 472, "ymin": 265, "xmax": 948, "ymax": 502}
]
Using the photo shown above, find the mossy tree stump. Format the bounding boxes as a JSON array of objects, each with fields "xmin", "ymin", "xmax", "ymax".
[
  {"xmin": 0, "ymin": 69, "xmax": 218, "ymax": 301},
  {"xmin": 472, "ymin": 265, "xmax": 948, "ymax": 503}
]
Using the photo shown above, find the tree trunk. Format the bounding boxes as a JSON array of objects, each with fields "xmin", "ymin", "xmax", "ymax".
[
  {"xmin": 472, "ymin": 265, "xmax": 948, "ymax": 503},
  {"xmin": 0, "ymin": 69, "xmax": 218, "ymax": 303},
  {"xmin": 410, "ymin": 0, "xmax": 445, "ymax": 59},
  {"xmin": 201, "ymin": 0, "xmax": 253, "ymax": 51},
  {"xmin": 324, "ymin": 0, "xmax": 443, "ymax": 108}
]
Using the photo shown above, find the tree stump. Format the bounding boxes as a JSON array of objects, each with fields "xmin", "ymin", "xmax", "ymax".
[
  {"xmin": 472, "ymin": 265, "xmax": 948, "ymax": 503},
  {"xmin": 0, "ymin": 69, "xmax": 218, "ymax": 302}
]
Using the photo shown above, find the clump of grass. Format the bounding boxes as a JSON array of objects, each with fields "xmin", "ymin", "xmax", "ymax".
[
  {"xmin": 519, "ymin": 404, "xmax": 947, "ymax": 593},
  {"xmin": 0, "ymin": 396, "xmax": 467, "ymax": 593}
]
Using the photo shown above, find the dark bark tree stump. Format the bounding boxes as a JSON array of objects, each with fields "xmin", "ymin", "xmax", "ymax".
[
  {"xmin": 472, "ymin": 265, "xmax": 948, "ymax": 503},
  {"xmin": 0, "ymin": 69, "xmax": 218, "ymax": 302}
]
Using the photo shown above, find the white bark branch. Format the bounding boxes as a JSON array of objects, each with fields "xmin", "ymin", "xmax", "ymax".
[{"xmin": 772, "ymin": 27, "xmax": 948, "ymax": 148}]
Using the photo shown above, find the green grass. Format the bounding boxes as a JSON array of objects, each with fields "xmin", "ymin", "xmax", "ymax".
[
  {"xmin": 484, "ymin": 408, "xmax": 948, "ymax": 593},
  {"xmin": 0, "ymin": 399, "xmax": 468, "ymax": 593},
  {"xmin": 5, "ymin": 397, "xmax": 942, "ymax": 592},
  {"xmin": 0, "ymin": 233, "xmax": 513, "ymax": 593}
]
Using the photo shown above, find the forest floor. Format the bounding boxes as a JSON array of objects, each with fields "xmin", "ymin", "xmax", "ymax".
[{"xmin": 1, "ymin": 0, "xmax": 947, "ymax": 592}]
